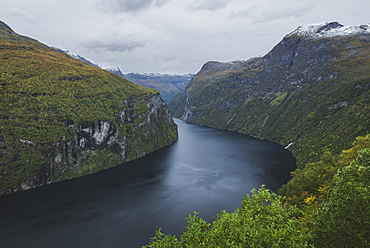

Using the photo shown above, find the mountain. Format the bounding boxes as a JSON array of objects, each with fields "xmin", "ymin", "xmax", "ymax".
[
  {"xmin": 120, "ymin": 73, "xmax": 194, "ymax": 102},
  {"xmin": 102, "ymin": 66, "xmax": 126, "ymax": 77},
  {"xmin": 56, "ymin": 49, "xmax": 194, "ymax": 102},
  {"xmin": 0, "ymin": 21, "xmax": 178, "ymax": 195},
  {"xmin": 53, "ymin": 47, "xmax": 99, "ymax": 68},
  {"xmin": 169, "ymin": 21, "xmax": 370, "ymax": 166}
]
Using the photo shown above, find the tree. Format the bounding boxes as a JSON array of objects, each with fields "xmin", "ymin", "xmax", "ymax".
[
  {"xmin": 310, "ymin": 148, "xmax": 370, "ymax": 247},
  {"xmin": 278, "ymin": 151, "xmax": 337, "ymax": 206},
  {"xmin": 279, "ymin": 134, "xmax": 370, "ymax": 207},
  {"xmin": 144, "ymin": 187, "xmax": 311, "ymax": 247}
]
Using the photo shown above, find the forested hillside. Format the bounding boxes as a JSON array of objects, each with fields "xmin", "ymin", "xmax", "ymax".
[
  {"xmin": 162, "ymin": 22, "xmax": 370, "ymax": 247},
  {"xmin": 145, "ymin": 134, "xmax": 370, "ymax": 247},
  {"xmin": 0, "ymin": 21, "xmax": 178, "ymax": 195},
  {"xmin": 169, "ymin": 22, "xmax": 370, "ymax": 167}
]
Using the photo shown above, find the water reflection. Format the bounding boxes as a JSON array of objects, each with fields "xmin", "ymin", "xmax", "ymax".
[{"xmin": 0, "ymin": 119, "xmax": 295, "ymax": 248}]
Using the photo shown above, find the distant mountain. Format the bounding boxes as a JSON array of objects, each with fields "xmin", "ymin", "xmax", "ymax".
[
  {"xmin": 120, "ymin": 73, "xmax": 194, "ymax": 102},
  {"xmin": 0, "ymin": 21, "xmax": 177, "ymax": 195},
  {"xmin": 169, "ymin": 21, "xmax": 370, "ymax": 166},
  {"xmin": 102, "ymin": 66, "xmax": 125, "ymax": 77},
  {"xmin": 53, "ymin": 47, "xmax": 99, "ymax": 67},
  {"xmin": 56, "ymin": 49, "xmax": 194, "ymax": 102}
]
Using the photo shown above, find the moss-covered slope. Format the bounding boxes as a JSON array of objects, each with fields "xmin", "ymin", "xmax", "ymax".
[
  {"xmin": 0, "ymin": 21, "xmax": 178, "ymax": 195},
  {"xmin": 169, "ymin": 22, "xmax": 370, "ymax": 166}
]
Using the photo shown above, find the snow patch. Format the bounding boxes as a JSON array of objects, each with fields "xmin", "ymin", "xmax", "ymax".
[
  {"xmin": 287, "ymin": 22, "xmax": 370, "ymax": 38},
  {"xmin": 100, "ymin": 66, "xmax": 121, "ymax": 72},
  {"xmin": 53, "ymin": 47, "xmax": 80, "ymax": 59}
]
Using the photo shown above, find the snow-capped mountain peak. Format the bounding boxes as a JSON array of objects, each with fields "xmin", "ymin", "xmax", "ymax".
[
  {"xmin": 53, "ymin": 47, "xmax": 99, "ymax": 67},
  {"xmin": 287, "ymin": 21, "xmax": 370, "ymax": 38},
  {"xmin": 53, "ymin": 47, "xmax": 80, "ymax": 59},
  {"xmin": 100, "ymin": 66, "xmax": 121, "ymax": 72},
  {"xmin": 100, "ymin": 66, "xmax": 125, "ymax": 77}
]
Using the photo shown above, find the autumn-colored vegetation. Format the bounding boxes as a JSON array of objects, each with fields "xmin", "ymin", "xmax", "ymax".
[
  {"xmin": 164, "ymin": 29, "xmax": 370, "ymax": 248},
  {"xmin": 0, "ymin": 23, "xmax": 177, "ymax": 194},
  {"xmin": 145, "ymin": 134, "xmax": 370, "ymax": 247},
  {"xmin": 169, "ymin": 34, "xmax": 370, "ymax": 168}
]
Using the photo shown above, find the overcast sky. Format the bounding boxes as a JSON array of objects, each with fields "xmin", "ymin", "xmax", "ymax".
[{"xmin": 1, "ymin": 0, "xmax": 369, "ymax": 74}]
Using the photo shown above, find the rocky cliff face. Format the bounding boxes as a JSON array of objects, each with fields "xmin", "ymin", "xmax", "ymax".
[
  {"xmin": 0, "ymin": 21, "xmax": 177, "ymax": 195},
  {"xmin": 17, "ymin": 93, "xmax": 177, "ymax": 191},
  {"xmin": 169, "ymin": 22, "xmax": 370, "ymax": 166}
]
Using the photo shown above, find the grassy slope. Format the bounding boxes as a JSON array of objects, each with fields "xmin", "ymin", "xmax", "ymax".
[
  {"xmin": 0, "ymin": 23, "xmax": 163, "ymax": 193},
  {"xmin": 171, "ymin": 35, "xmax": 370, "ymax": 166}
]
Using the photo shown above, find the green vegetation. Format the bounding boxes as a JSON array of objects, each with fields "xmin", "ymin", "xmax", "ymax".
[
  {"xmin": 0, "ymin": 38, "xmax": 156, "ymax": 122},
  {"xmin": 170, "ymin": 34, "xmax": 370, "ymax": 167},
  {"xmin": 145, "ymin": 135, "xmax": 370, "ymax": 247},
  {"xmin": 279, "ymin": 134, "xmax": 370, "ymax": 206},
  {"xmin": 309, "ymin": 148, "xmax": 370, "ymax": 248},
  {"xmin": 0, "ymin": 22, "xmax": 177, "ymax": 194},
  {"xmin": 75, "ymin": 150, "xmax": 117, "ymax": 178},
  {"xmin": 167, "ymin": 90, "xmax": 187, "ymax": 117},
  {"xmin": 163, "ymin": 32, "xmax": 370, "ymax": 247},
  {"xmin": 145, "ymin": 187, "xmax": 310, "ymax": 248}
]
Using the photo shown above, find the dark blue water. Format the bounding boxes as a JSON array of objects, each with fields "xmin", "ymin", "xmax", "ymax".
[{"xmin": 0, "ymin": 119, "xmax": 296, "ymax": 248}]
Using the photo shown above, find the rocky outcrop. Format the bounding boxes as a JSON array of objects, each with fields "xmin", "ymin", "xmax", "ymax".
[
  {"xmin": 53, "ymin": 92, "xmax": 176, "ymax": 184},
  {"xmin": 169, "ymin": 22, "xmax": 370, "ymax": 166},
  {"xmin": 3, "ymin": 93, "xmax": 177, "ymax": 193},
  {"xmin": 0, "ymin": 21, "xmax": 178, "ymax": 195}
]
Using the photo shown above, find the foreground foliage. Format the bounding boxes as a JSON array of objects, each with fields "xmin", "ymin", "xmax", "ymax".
[
  {"xmin": 279, "ymin": 134, "xmax": 370, "ymax": 206},
  {"xmin": 145, "ymin": 135, "xmax": 370, "ymax": 247},
  {"xmin": 309, "ymin": 148, "xmax": 370, "ymax": 248},
  {"xmin": 145, "ymin": 187, "xmax": 311, "ymax": 248}
]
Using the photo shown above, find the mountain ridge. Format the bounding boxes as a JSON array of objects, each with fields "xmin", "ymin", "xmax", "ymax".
[
  {"xmin": 169, "ymin": 21, "xmax": 370, "ymax": 166},
  {"xmin": 56, "ymin": 47, "xmax": 194, "ymax": 102},
  {"xmin": 121, "ymin": 72, "xmax": 193, "ymax": 102},
  {"xmin": 0, "ymin": 21, "xmax": 178, "ymax": 195},
  {"xmin": 286, "ymin": 21, "xmax": 370, "ymax": 38}
]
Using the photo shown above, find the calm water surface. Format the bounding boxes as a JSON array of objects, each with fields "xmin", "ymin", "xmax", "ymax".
[{"xmin": 0, "ymin": 119, "xmax": 296, "ymax": 248}]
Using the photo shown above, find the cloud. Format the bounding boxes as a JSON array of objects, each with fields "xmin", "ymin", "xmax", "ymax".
[
  {"xmin": 187, "ymin": 0, "xmax": 231, "ymax": 11},
  {"xmin": 3, "ymin": 7, "xmax": 37, "ymax": 26},
  {"xmin": 230, "ymin": 0, "xmax": 315, "ymax": 24},
  {"xmin": 3, "ymin": 0, "xmax": 369, "ymax": 74},
  {"xmin": 83, "ymin": 39, "xmax": 146, "ymax": 53},
  {"xmin": 100, "ymin": 0, "xmax": 170, "ymax": 13}
]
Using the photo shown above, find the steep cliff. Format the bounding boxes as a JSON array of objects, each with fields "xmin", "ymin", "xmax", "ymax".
[
  {"xmin": 169, "ymin": 22, "xmax": 370, "ymax": 166},
  {"xmin": 0, "ymin": 21, "xmax": 178, "ymax": 195}
]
